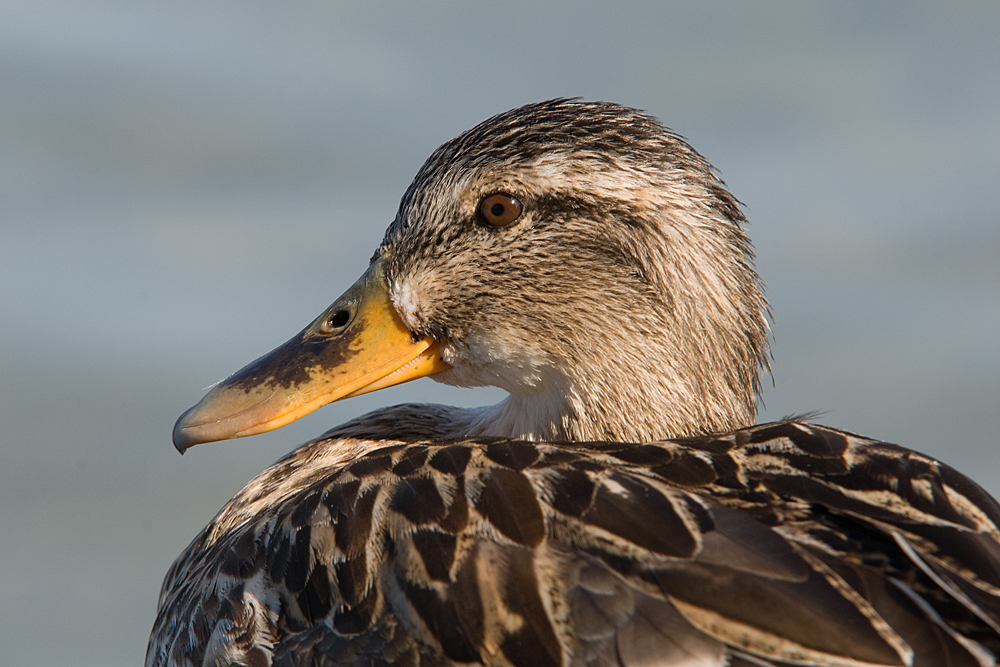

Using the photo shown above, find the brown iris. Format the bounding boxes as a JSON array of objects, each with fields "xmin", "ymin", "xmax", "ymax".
[{"xmin": 478, "ymin": 193, "xmax": 523, "ymax": 227}]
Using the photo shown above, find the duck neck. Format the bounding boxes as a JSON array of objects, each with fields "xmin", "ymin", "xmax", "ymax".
[{"xmin": 448, "ymin": 358, "xmax": 758, "ymax": 443}]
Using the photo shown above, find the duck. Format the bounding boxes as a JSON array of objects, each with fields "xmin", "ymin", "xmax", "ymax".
[{"xmin": 147, "ymin": 99, "xmax": 1000, "ymax": 667}]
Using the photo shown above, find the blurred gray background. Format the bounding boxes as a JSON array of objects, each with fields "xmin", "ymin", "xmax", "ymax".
[{"xmin": 1, "ymin": 1, "xmax": 998, "ymax": 665}]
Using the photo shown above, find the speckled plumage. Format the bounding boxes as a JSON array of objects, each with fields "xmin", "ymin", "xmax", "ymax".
[{"xmin": 149, "ymin": 101, "xmax": 1000, "ymax": 666}]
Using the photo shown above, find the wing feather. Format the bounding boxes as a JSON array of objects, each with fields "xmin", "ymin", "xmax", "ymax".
[{"xmin": 148, "ymin": 423, "xmax": 1000, "ymax": 666}]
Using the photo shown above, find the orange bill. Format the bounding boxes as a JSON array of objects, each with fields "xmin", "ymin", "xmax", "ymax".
[{"xmin": 172, "ymin": 256, "xmax": 449, "ymax": 451}]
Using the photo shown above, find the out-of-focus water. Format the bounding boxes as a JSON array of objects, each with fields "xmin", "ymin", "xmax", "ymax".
[{"xmin": 1, "ymin": 2, "xmax": 997, "ymax": 665}]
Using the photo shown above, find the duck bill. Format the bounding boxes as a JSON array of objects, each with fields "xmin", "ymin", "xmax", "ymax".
[{"xmin": 172, "ymin": 256, "xmax": 448, "ymax": 452}]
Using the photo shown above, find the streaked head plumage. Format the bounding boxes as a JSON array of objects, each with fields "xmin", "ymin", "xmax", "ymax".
[{"xmin": 377, "ymin": 99, "xmax": 770, "ymax": 441}]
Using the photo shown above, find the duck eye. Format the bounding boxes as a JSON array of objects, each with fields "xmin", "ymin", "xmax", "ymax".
[{"xmin": 478, "ymin": 193, "xmax": 523, "ymax": 227}]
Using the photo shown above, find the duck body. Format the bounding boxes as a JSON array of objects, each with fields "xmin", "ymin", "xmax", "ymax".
[
  {"xmin": 149, "ymin": 419, "xmax": 1000, "ymax": 667},
  {"xmin": 149, "ymin": 101, "xmax": 1000, "ymax": 666}
]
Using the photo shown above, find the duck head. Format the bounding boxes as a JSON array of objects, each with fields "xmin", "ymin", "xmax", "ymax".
[{"xmin": 173, "ymin": 99, "xmax": 770, "ymax": 451}]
